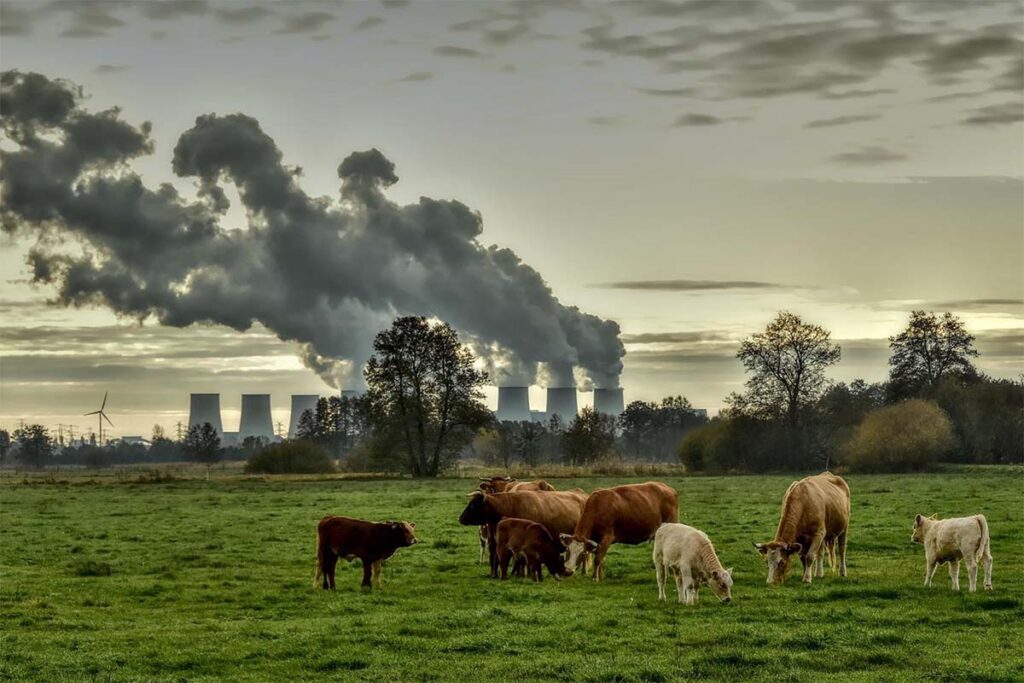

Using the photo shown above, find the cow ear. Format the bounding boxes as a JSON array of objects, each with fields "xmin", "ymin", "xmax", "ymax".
[
  {"xmin": 915, "ymin": 514, "xmax": 922, "ymax": 525},
  {"xmin": 585, "ymin": 539, "xmax": 599, "ymax": 551},
  {"xmin": 466, "ymin": 491, "xmax": 484, "ymax": 498},
  {"xmin": 408, "ymin": 522, "xmax": 415, "ymax": 529},
  {"xmin": 711, "ymin": 570, "xmax": 720, "ymax": 581},
  {"xmin": 559, "ymin": 533, "xmax": 573, "ymax": 546},
  {"xmin": 754, "ymin": 543, "xmax": 768, "ymax": 554},
  {"xmin": 726, "ymin": 567, "xmax": 733, "ymax": 578},
  {"xmin": 787, "ymin": 543, "xmax": 802, "ymax": 555}
]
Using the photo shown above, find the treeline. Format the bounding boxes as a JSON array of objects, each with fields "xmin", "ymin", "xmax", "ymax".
[{"xmin": 680, "ymin": 311, "xmax": 1023, "ymax": 473}]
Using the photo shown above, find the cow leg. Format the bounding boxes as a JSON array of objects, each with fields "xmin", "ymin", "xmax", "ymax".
[
  {"xmin": 361, "ymin": 560, "xmax": 373, "ymax": 589},
  {"xmin": 372, "ymin": 560, "xmax": 383, "ymax": 589},
  {"xmin": 488, "ymin": 525, "xmax": 499, "ymax": 578},
  {"xmin": 800, "ymin": 553, "xmax": 813, "ymax": 584},
  {"xmin": 531, "ymin": 560, "xmax": 542, "ymax": 582},
  {"xmin": 498, "ymin": 547, "xmax": 510, "ymax": 580},
  {"xmin": 322, "ymin": 550, "xmax": 338, "ymax": 590},
  {"xmin": 656, "ymin": 561, "xmax": 667, "ymax": 601},
  {"xmin": 948, "ymin": 559, "xmax": 960, "ymax": 591},
  {"xmin": 982, "ymin": 547, "xmax": 993, "ymax": 591},
  {"xmin": 966, "ymin": 556, "xmax": 978, "ymax": 593},
  {"xmin": 925, "ymin": 557, "xmax": 939, "ymax": 587},
  {"xmin": 837, "ymin": 531, "xmax": 848, "ymax": 577},
  {"xmin": 828, "ymin": 541, "xmax": 837, "ymax": 574},
  {"xmin": 815, "ymin": 550, "xmax": 825, "ymax": 579},
  {"xmin": 593, "ymin": 540, "xmax": 611, "ymax": 583},
  {"xmin": 673, "ymin": 568, "xmax": 686, "ymax": 604},
  {"xmin": 682, "ymin": 574, "xmax": 696, "ymax": 606},
  {"xmin": 479, "ymin": 527, "xmax": 487, "ymax": 564}
]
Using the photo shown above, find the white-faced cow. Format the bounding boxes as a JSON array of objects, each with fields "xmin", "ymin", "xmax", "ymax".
[
  {"xmin": 559, "ymin": 481, "xmax": 679, "ymax": 582},
  {"xmin": 912, "ymin": 513, "xmax": 993, "ymax": 592},
  {"xmin": 653, "ymin": 523, "xmax": 732, "ymax": 605},
  {"xmin": 755, "ymin": 472, "xmax": 850, "ymax": 585}
]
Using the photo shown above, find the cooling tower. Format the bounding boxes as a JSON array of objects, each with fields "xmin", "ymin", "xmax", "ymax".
[
  {"xmin": 238, "ymin": 394, "xmax": 274, "ymax": 441},
  {"xmin": 496, "ymin": 386, "xmax": 531, "ymax": 422},
  {"xmin": 188, "ymin": 393, "xmax": 223, "ymax": 436},
  {"xmin": 593, "ymin": 388, "xmax": 625, "ymax": 417},
  {"xmin": 546, "ymin": 387, "xmax": 579, "ymax": 423},
  {"xmin": 288, "ymin": 394, "xmax": 319, "ymax": 438}
]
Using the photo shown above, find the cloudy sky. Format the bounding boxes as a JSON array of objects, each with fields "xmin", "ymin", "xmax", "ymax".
[{"xmin": 1, "ymin": 0, "xmax": 1021, "ymax": 438}]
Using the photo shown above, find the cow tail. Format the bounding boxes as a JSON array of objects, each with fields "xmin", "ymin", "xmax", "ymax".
[
  {"xmin": 975, "ymin": 515, "xmax": 991, "ymax": 560},
  {"xmin": 314, "ymin": 527, "xmax": 324, "ymax": 588}
]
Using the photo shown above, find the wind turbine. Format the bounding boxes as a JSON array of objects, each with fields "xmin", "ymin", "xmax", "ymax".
[{"xmin": 85, "ymin": 392, "xmax": 114, "ymax": 445}]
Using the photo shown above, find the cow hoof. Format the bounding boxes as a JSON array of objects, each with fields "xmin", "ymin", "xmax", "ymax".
[{"xmin": 985, "ymin": 585, "xmax": 993, "ymax": 591}]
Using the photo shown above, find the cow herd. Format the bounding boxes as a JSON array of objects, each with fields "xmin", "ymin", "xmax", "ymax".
[{"xmin": 314, "ymin": 471, "xmax": 995, "ymax": 601}]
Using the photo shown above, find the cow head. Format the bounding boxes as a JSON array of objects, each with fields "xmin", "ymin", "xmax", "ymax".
[
  {"xmin": 459, "ymin": 491, "xmax": 496, "ymax": 526},
  {"xmin": 754, "ymin": 542, "xmax": 802, "ymax": 584},
  {"xmin": 707, "ymin": 568, "xmax": 734, "ymax": 603},
  {"xmin": 559, "ymin": 533, "xmax": 598, "ymax": 573},
  {"xmin": 911, "ymin": 514, "xmax": 935, "ymax": 544},
  {"xmin": 391, "ymin": 521, "xmax": 418, "ymax": 547},
  {"xmin": 478, "ymin": 476, "xmax": 516, "ymax": 494}
]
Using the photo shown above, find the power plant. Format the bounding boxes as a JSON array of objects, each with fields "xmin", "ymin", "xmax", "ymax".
[
  {"xmin": 496, "ymin": 386, "xmax": 531, "ymax": 422},
  {"xmin": 288, "ymin": 394, "xmax": 319, "ymax": 438},
  {"xmin": 545, "ymin": 387, "xmax": 579, "ymax": 424},
  {"xmin": 188, "ymin": 393, "xmax": 223, "ymax": 436},
  {"xmin": 593, "ymin": 388, "xmax": 625, "ymax": 417},
  {"xmin": 238, "ymin": 394, "xmax": 274, "ymax": 441}
]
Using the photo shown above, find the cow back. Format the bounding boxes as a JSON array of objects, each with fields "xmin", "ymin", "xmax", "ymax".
[
  {"xmin": 576, "ymin": 482, "xmax": 679, "ymax": 545},
  {"xmin": 488, "ymin": 490, "xmax": 587, "ymax": 538},
  {"xmin": 775, "ymin": 472, "xmax": 850, "ymax": 544}
]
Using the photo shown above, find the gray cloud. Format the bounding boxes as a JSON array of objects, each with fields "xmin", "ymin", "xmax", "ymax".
[
  {"xmin": 820, "ymin": 88, "xmax": 897, "ymax": 100},
  {"xmin": 961, "ymin": 102, "xmax": 1024, "ymax": 126},
  {"xmin": 829, "ymin": 145, "xmax": 908, "ymax": 165},
  {"xmin": 398, "ymin": 71, "xmax": 434, "ymax": 82},
  {"xmin": 587, "ymin": 116, "xmax": 623, "ymax": 126},
  {"xmin": 355, "ymin": 16, "xmax": 384, "ymax": 31},
  {"xmin": 919, "ymin": 298, "xmax": 1024, "ymax": 311},
  {"xmin": 673, "ymin": 113, "xmax": 720, "ymax": 126},
  {"xmin": 593, "ymin": 279, "xmax": 793, "ymax": 291},
  {"xmin": 634, "ymin": 87, "xmax": 698, "ymax": 98},
  {"xmin": 433, "ymin": 45, "xmax": 483, "ymax": 58},
  {"xmin": 804, "ymin": 113, "xmax": 880, "ymax": 129},
  {"xmin": 274, "ymin": 11, "xmax": 335, "ymax": 35},
  {"xmin": 620, "ymin": 331, "xmax": 738, "ymax": 345},
  {"xmin": 138, "ymin": 1, "xmax": 209, "ymax": 21},
  {"xmin": 95, "ymin": 64, "xmax": 131, "ymax": 74},
  {"xmin": 215, "ymin": 6, "xmax": 273, "ymax": 25},
  {"xmin": 0, "ymin": 71, "xmax": 625, "ymax": 390}
]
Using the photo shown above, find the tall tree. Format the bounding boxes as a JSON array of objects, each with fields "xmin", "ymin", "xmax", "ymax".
[
  {"xmin": 183, "ymin": 422, "xmax": 222, "ymax": 478},
  {"xmin": 365, "ymin": 316, "xmax": 490, "ymax": 477},
  {"xmin": 731, "ymin": 311, "xmax": 841, "ymax": 427},
  {"xmin": 514, "ymin": 420, "xmax": 545, "ymax": 467},
  {"xmin": 562, "ymin": 407, "xmax": 617, "ymax": 466},
  {"xmin": 0, "ymin": 429, "xmax": 10, "ymax": 466},
  {"xmin": 12, "ymin": 424, "xmax": 54, "ymax": 470},
  {"xmin": 889, "ymin": 311, "xmax": 978, "ymax": 397}
]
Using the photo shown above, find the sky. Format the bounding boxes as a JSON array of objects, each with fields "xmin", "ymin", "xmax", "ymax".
[{"xmin": 0, "ymin": 0, "xmax": 1021, "ymax": 439}]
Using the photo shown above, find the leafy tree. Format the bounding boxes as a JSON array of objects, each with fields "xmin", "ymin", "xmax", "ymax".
[
  {"xmin": 0, "ymin": 429, "xmax": 10, "ymax": 466},
  {"xmin": 12, "ymin": 424, "xmax": 54, "ymax": 469},
  {"xmin": 244, "ymin": 441, "xmax": 335, "ymax": 474},
  {"xmin": 365, "ymin": 316, "xmax": 490, "ymax": 477},
  {"xmin": 152, "ymin": 424, "xmax": 165, "ymax": 442},
  {"xmin": 515, "ymin": 420, "xmax": 545, "ymax": 467},
  {"xmin": 618, "ymin": 396, "xmax": 706, "ymax": 461},
  {"xmin": 888, "ymin": 311, "xmax": 978, "ymax": 398},
  {"xmin": 842, "ymin": 399, "xmax": 954, "ymax": 472},
  {"xmin": 562, "ymin": 406, "xmax": 617, "ymax": 466},
  {"xmin": 183, "ymin": 422, "xmax": 221, "ymax": 477},
  {"xmin": 930, "ymin": 375, "xmax": 1023, "ymax": 464},
  {"xmin": 474, "ymin": 423, "xmax": 516, "ymax": 469},
  {"xmin": 298, "ymin": 396, "xmax": 372, "ymax": 459},
  {"xmin": 730, "ymin": 311, "xmax": 841, "ymax": 427}
]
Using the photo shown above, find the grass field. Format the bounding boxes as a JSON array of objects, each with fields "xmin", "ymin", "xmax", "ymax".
[{"xmin": 1, "ymin": 468, "xmax": 1022, "ymax": 682}]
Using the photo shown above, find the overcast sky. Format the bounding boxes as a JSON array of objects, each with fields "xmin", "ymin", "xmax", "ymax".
[{"xmin": 1, "ymin": 0, "xmax": 1021, "ymax": 437}]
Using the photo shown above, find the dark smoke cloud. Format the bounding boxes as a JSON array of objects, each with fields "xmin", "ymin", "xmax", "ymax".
[{"xmin": 0, "ymin": 71, "xmax": 624, "ymax": 390}]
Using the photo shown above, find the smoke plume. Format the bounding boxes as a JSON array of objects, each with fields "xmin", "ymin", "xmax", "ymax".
[{"xmin": 0, "ymin": 71, "xmax": 624, "ymax": 389}]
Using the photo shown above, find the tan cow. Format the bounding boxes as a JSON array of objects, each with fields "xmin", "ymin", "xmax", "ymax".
[
  {"xmin": 475, "ymin": 478, "xmax": 557, "ymax": 562},
  {"xmin": 559, "ymin": 481, "xmax": 679, "ymax": 582},
  {"xmin": 912, "ymin": 514, "xmax": 993, "ymax": 592},
  {"xmin": 653, "ymin": 523, "xmax": 733, "ymax": 605},
  {"xmin": 459, "ymin": 489, "xmax": 588, "ymax": 578},
  {"xmin": 754, "ymin": 472, "xmax": 850, "ymax": 584}
]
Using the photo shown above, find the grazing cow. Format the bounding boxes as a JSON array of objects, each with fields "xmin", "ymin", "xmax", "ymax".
[
  {"xmin": 476, "ymin": 478, "xmax": 556, "ymax": 562},
  {"xmin": 755, "ymin": 472, "xmax": 850, "ymax": 585},
  {"xmin": 495, "ymin": 518, "xmax": 572, "ymax": 581},
  {"xmin": 912, "ymin": 514, "xmax": 993, "ymax": 592},
  {"xmin": 315, "ymin": 515, "xmax": 418, "ymax": 590},
  {"xmin": 653, "ymin": 523, "xmax": 733, "ymax": 605},
  {"xmin": 559, "ymin": 481, "xmax": 679, "ymax": 582},
  {"xmin": 459, "ymin": 490, "xmax": 588, "ymax": 578}
]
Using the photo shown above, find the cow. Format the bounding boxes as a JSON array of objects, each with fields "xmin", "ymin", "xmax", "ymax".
[
  {"xmin": 459, "ymin": 489, "xmax": 588, "ymax": 578},
  {"xmin": 495, "ymin": 518, "xmax": 573, "ymax": 581},
  {"xmin": 314, "ymin": 515, "xmax": 418, "ymax": 590},
  {"xmin": 754, "ymin": 472, "xmax": 850, "ymax": 585},
  {"xmin": 559, "ymin": 481, "xmax": 679, "ymax": 582},
  {"xmin": 653, "ymin": 523, "xmax": 733, "ymax": 605},
  {"xmin": 912, "ymin": 513, "xmax": 993, "ymax": 592},
  {"xmin": 476, "ymin": 478, "xmax": 557, "ymax": 562}
]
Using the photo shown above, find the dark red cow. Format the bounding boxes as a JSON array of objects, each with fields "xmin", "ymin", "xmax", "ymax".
[{"xmin": 315, "ymin": 515, "xmax": 418, "ymax": 590}]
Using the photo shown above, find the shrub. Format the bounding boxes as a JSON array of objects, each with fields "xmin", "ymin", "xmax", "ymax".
[
  {"xmin": 842, "ymin": 399, "xmax": 954, "ymax": 472},
  {"xmin": 678, "ymin": 423, "xmax": 715, "ymax": 471},
  {"xmin": 244, "ymin": 441, "xmax": 335, "ymax": 475}
]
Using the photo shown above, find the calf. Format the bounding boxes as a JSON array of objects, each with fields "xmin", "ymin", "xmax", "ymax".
[
  {"xmin": 559, "ymin": 481, "xmax": 679, "ymax": 582},
  {"xmin": 315, "ymin": 515, "xmax": 418, "ymax": 590},
  {"xmin": 653, "ymin": 523, "xmax": 733, "ymax": 605},
  {"xmin": 495, "ymin": 518, "xmax": 572, "ymax": 581},
  {"xmin": 755, "ymin": 472, "xmax": 850, "ymax": 585},
  {"xmin": 912, "ymin": 514, "xmax": 993, "ymax": 592}
]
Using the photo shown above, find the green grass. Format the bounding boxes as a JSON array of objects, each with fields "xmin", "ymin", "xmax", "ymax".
[{"xmin": 1, "ymin": 469, "xmax": 1022, "ymax": 682}]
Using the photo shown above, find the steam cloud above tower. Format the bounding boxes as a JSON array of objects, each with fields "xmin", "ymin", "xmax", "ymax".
[{"xmin": 0, "ymin": 71, "xmax": 624, "ymax": 389}]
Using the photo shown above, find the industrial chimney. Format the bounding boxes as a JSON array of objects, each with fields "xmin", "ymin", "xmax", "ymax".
[
  {"xmin": 496, "ymin": 386, "xmax": 531, "ymax": 422},
  {"xmin": 188, "ymin": 393, "xmax": 223, "ymax": 436},
  {"xmin": 288, "ymin": 394, "xmax": 319, "ymax": 439},
  {"xmin": 546, "ymin": 387, "xmax": 579, "ymax": 424},
  {"xmin": 593, "ymin": 388, "xmax": 625, "ymax": 417},
  {"xmin": 239, "ymin": 394, "xmax": 274, "ymax": 441}
]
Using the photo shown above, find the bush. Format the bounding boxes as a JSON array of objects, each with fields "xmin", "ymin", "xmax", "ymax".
[
  {"xmin": 244, "ymin": 441, "xmax": 335, "ymax": 475},
  {"xmin": 842, "ymin": 399, "xmax": 954, "ymax": 472},
  {"xmin": 678, "ymin": 424, "xmax": 714, "ymax": 471}
]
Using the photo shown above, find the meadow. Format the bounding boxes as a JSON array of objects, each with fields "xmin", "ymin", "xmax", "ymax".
[{"xmin": 1, "ymin": 467, "xmax": 1021, "ymax": 682}]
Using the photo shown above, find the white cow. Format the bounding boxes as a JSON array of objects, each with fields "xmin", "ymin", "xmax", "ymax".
[
  {"xmin": 653, "ymin": 523, "xmax": 733, "ymax": 605},
  {"xmin": 911, "ymin": 514, "xmax": 993, "ymax": 592}
]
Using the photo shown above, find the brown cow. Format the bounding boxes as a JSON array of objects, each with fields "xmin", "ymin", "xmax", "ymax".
[
  {"xmin": 315, "ymin": 515, "xmax": 418, "ymax": 590},
  {"xmin": 754, "ymin": 472, "xmax": 850, "ymax": 585},
  {"xmin": 495, "ymin": 518, "xmax": 573, "ymax": 581},
  {"xmin": 476, "ymin": 478, "xmax": 557, "ymax": 562},
  {"xmin": 459, "ymin": 489, "xmax": 587, "ymax": 578},
  {"xmin": 560, "ymin": 482, "xmax": 679, "ymax": 582}
]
